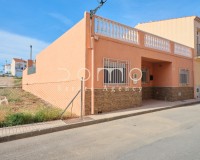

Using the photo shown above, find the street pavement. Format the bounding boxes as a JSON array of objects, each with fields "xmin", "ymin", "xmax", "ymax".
[{"xmin": 0, "ymin": 103, "xmax": 200, "ymax": 160}]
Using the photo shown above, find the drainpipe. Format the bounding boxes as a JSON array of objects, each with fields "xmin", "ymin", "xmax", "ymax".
[{"xmin": 90, "ymin": 18, "xmax": 95, "ymax": 115}]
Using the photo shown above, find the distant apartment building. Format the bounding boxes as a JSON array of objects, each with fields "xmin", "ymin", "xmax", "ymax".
[
  {"xmin": 135, "ymin": 16, "xmax": 200, "ymax": 98},
  {"xmin": 23, "ymin": 13, "xmax": 195, "ymax": 116},
  {"xmin": 4, "ymin": 64, "xmax": 11, "ymax": 75},
  {"xmin": 11, "ymin": 58, "xmax": 27, "ymax": 77}
]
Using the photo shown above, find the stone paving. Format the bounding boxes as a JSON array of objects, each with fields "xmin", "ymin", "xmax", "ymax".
[{"xmin": 0, "ymin": 99, "xmax": 200, "ymax": 140}]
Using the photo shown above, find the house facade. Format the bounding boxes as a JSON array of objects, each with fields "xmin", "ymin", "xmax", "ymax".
[
  {"xmin": 23, "ymin": 13, "xmax": 195, "ymax": 116},
  {"xmin": 135, "ymin": 16, "xmax": 200, "ymax": 98},
  {"xmin": 11, "ymin": 58, "xmax": 27, "ymax": 77},
  {"xmin": 4, "ymin": 64, "xmax": 11, "ymax": 75}
]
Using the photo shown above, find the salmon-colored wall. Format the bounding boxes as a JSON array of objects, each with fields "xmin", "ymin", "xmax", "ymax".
[
  {"xmin": 136, "ymin": 17, "xmax": 199, "ymax": 95},
  {"xmin": 153, "ymin": 62, "xmax": 172, "ymax": 87},
  {"xmin": 23, "ymin": 13, "xmax": 195, "ymax": 116},
  {"xmin": 92, "ymin": 34, "xmax": 194, "ymax": 89},
  {"xmin": 142, "ymin": 61, "xmax": 153, "ymax": 87},
  {"xmin": 23, "ymin": 14, "xmax": 87, "ymax": 116}
]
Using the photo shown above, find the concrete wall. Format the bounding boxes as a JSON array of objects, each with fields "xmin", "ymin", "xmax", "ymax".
[
  {"xmin": 135, "ymin": 16, "xmax": 195, "ymax": 48},
  {"xmin": 92, "ymin": 33, "xmax": 194, "ymax": 89},
  {"xmin": 23, "ymin": 14, "xmax": 87, "ymax": 116}
]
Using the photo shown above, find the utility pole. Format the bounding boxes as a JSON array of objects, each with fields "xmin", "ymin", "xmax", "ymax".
[{"xmin": 30, "ymin": 45, "xmax": 32, "ymax": 60}]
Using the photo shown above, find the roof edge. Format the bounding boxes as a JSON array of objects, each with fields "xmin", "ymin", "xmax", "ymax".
[{"xmin": 138, "ymin": 16, "xmax": 197, "ymax": 25}]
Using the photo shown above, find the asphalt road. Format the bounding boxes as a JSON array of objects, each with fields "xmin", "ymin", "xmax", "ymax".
[{"xmin": 1, "ymin": 104, "xmax": 200, "ymax": 160}]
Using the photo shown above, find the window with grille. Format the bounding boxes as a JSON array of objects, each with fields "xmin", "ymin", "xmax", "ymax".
[
  {"xmin": 180, "ymin": 69, "xmax": 189, "ymax": 85},
  {"xmin": 142, "ymin": 68, "xmax": 149, "ymax": 83},
  {"xmin": 104, "ymin": 58, "xmax": 129, "ymax": 85}
]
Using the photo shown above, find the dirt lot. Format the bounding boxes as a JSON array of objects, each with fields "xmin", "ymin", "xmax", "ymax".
[
  {"xmin": 0, "ymin": 77, "xmax": 73, "ymax": 124},
  {"xmin": 0, "ymin": 77, "xmax": 15, "ymax": 87},
  {"xmin": 0, "ymin": 87, "xmax": 56, "ymax": 122}
]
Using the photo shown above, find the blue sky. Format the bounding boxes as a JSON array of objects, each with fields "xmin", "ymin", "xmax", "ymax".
[{"xmin": 0, "ymin": 0, "xmax": 200, "ymax": 70}]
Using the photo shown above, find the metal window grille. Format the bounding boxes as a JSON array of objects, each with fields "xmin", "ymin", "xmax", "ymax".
[
  {"xmin": 180, "ymin": 69, "xmax": 189, "ymax": 85},
  {"xmin": 103, "ymin": 58, "xmax": 129, "ymax": 86}
]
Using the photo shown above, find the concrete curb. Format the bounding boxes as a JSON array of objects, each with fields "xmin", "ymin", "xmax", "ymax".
[{"xmin": 0, "ymin": 101, "xmax": 200, "ymax": 143}]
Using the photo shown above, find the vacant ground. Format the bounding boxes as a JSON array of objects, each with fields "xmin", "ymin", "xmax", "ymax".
[
  {"xmin": 0, "ymin": 87, "xmax": 56, "ymax": 122},
  {"xmin": 0, "ymin": 104, "xmax": 200, "ymax": 160},
  {"xmin": 0, "ymin": 77, "xmax": 72, "ymax": 125},
  {"xmin": 0, "ymin": 77, "xmax": 15, "ymax": 87}
]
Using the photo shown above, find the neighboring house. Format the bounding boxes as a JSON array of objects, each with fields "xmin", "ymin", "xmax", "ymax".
[
  {"xmin": 11, "ymin": 58, "xmax": 27, "ymax": 77},
  {"xmin": 135, "ymin": 16, "xmax": 200, "ymax": 98},
  {"xmin": 4, "ymin": 64, "xmax": 11, "ymax": 75},
  {"xmin": 23, "ymin": 13, "xmax": 195, "ymax": 116}
]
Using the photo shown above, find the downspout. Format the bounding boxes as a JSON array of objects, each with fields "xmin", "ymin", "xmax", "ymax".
[{"xmin": 90, "ymin": 18, "xmax": 95, "ymax": 115}]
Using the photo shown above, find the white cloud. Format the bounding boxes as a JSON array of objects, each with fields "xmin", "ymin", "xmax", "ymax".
[
  {"xmin": 0, "ymin": 30, "xmax": 49, "ymax": 65},
  {"xmin": 48, "ymin": 13, "xmax": 73, "ymax": 26}
]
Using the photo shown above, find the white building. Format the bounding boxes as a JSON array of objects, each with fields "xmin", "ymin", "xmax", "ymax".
[
  {"xmin": 11, "ymin": 58, "xmax": 27, "ymax": 77},
  {"xmin": 4, "ymin": 64, "xmax": 11, "ymax": 75}
]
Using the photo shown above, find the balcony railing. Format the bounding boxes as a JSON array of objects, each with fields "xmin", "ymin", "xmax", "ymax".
[
  {"xmin": 94, "ymin": 16, "xmax": 139, "ymax": 44},
  {"xmin": 144, "ymin": 34, "xmax": 170, "ymax": 52},
  {"xmin": 93, "ymin": 15, "xmax": 193, "ymax": 59},
  {"xmin": 174, "ymin": 43, "xmax": 192, "ymax": 58}
]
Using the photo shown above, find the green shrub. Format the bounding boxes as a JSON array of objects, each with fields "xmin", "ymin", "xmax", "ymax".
[
  {"xmin": 0, "ymin": 121, "xmax": 6, "ymax": 128},
  {"xmin": 5, "ymin": 113, "xmax": 34, "ymax": 126},
  {"xmin": 34, "ymin": 108, "xmax": 61, "ymax": 123},
  {"xmin": 0, "ymin": 107, "xmax": 63, "ymax": 128}
]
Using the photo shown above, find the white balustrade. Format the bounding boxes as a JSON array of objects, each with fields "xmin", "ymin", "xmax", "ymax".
[
  {"xmin": 174, "ymin": 43, "xmax": 192, "ymax": 58},
  {"xmin": 145, "ymin": 34, "xmax": 170, "ymax": 52},
  {"xmin": 94, "ymin": 16, "xmax": 139, "ymax": 44},
  {"xmin": 94, "ymin": 16, "xmax": 193, "ymax": 57}
]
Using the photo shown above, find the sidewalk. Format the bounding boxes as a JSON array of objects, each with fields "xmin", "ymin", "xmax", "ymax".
[{"xmin": 0, "ymin": 99, "xmax": 200, "ymax": 143}]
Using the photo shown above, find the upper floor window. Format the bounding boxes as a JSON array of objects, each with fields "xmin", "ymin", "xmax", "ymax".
[
  {"xmin": 104, "ymin": 58, "xmax": 129, "ymax": 86},
  {"xmin": 180, "ymin": 69, "xmax": 189, "ymax": 85}
]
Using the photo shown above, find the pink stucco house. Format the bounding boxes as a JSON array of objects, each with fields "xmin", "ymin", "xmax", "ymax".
[{"xmin": 23, "ymin": 13, "xmax": 195, "ymax": 116}]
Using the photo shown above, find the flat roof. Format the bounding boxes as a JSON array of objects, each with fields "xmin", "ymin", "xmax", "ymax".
[{"xmin": 138, "ymin": 16, "xmax": 200, "ymax": 25}]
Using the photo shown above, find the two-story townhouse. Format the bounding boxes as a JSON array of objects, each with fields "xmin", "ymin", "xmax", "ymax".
[{"xmin": 135, "ymin": 16, "xmax": 200, "ymax": 98}]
